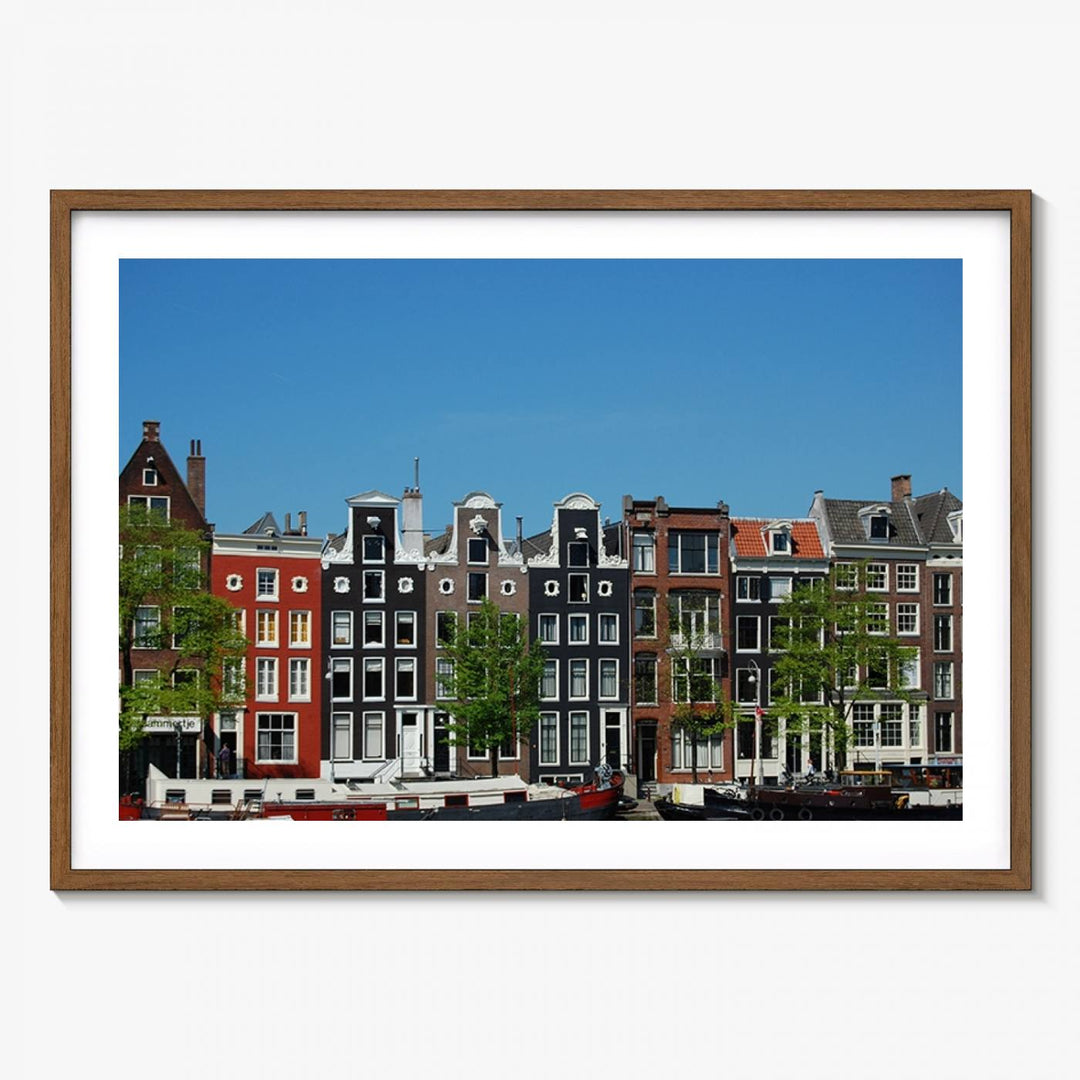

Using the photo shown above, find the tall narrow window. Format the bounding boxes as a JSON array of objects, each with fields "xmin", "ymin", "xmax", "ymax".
[
  {"xmin": 933, "ymin": 661, "xmax": 954, "ymax": 699},
  {"xmin": 541, "ymin": 660, "xmax": 558, "ymax": 700},
  {"xmin": 289, "ymin": 658, "xmax": 311, "ymax": 701},
  {"xmin": 364, "ymin": 610, "xmax": 384, "ymax": 646},
  {"xmin": 256, "ymin": 609, "xmax": 278, "ymax": 646},
  {"xmin": 569, "ymin": 712, "xmax": 589, "ymax": 764},
  {"xmin": 632, "ymin": 532, "xmax": 655, "ymax": 572},
  {"xmin": 395, "ymin": 611, "xmax": 416, "ymax": 646},
  {"xmin": 568, "ymin": 614, "xmax": 588, "ymax": 644},
  {"xmin": 634, "ymin": 655, "xmax": 657, "ymax": 704},
  {"xmin": 332, "ymin": 713, "xmax": 352, "ymax": 761},
  {"xmin": 569, "ymin": 659, "xmax": 588, "ymax": 699},
  {"xmin": 363, "ymin": 712, "xmax": 385, "ymax": 759},
  {"xmin": 934, "ymin": 712, "xmax": 954, "ymax": 753},
  {"xmin": 633, "ymin": 590, "xmax": 656, "ymax": 637},
  {"xmin": 255, "ymin": 657, "xmax": 278, "ymax": 700},
  {"xmin": 330, "ymin": 658, "xmax": 352, "ymax": 701},
  {"xmin": 362, "ymin": 535, "xmax": 385, "ymax": 563},
  {"xmin": 467, "ymin": 537, "xmax": 488, "ymax": 564},
  {"xmin": 435, "ymin": 658, "xmax": 454, "ymax": 699},
  {"xmin": 933, "ymin": 573, "xmax": 953, "ymax": 606},
  {"xmin": 568, "ymin": 574, "xmax": 589, "ymax": 603},
  {"xmin": 395, "ymin": 658, "xmax": 417, "ymax": 699},
  {"xmin": 133, "ymin": 606, "xmax": 160, "ymax": 648},
  {"xmin": 467, "ymin": 572, "xmax": 487, "ymax": 602},
  {"xmin": 363, "ymin": 570, "xmax": 385, "ymax": 601},
  {"xmin": 934, "ymin": 614, "xmax": 953, "ymax": 652},
  {"xmin": 332, "ymin": 611, "xmax": 352, "ymax": 647},
  {"xmin": 538, "ymin": 613, "xmax": 558, "ymax": 644},
  {"xmin": 363, "ymin": 658, "xmax": 384, "ymax": 700},
  {"xmin": 599, "ymin": 659, "xmax": 618, "ymax": 699},
  {"xmin": 289, "ymin": 611, "xmax": 310, "ymax": 647},
  {"xmin": 598, "ymin": 613, "xmax": 618, "ymax": 643},
  {"xmin": 539, "ymin": 713, "xmax": 558, "ymax": 766},
  {"xmin": 436, "ymin": 611, "xmax": 457, "ymax": 646}
]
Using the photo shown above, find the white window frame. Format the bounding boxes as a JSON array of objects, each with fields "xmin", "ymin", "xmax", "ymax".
[
  {"xmin": 598, "ymin": 659, "xmax": 618, "ymax": 701},
  {"xmin": 435, "ymin": 658, "xmax": 455, "ymax": 700},
  {"xmin": 362, "ymin": 711, "xmax": 385, "ymax": 760},
  {"xmin": 395, "ymin": 657, "xmax": 417, "ymax": 701},
  {"xmin": 538, "ymin": 612, "xmax": 559, "ymax": 645},
  {"xmin": 362, "ymin": 535, "xmax": 386, "ymax": 564},
  {"xmin": 362, "ymin": 569, "xmax": 385, "ymax": 602},
  {"xmin": 331, "ymin": 610, "xmax": 353, "ymax": 648},
  {"xmin": 467, "ymin": 571, "xmax": 488, "ymax": 604},
  {"xmin": 866, "ymin": 602, "xmax": 889, "ymax": 635},
  {"xmin": 467, "ymin": 537, "xmax": 489, "ymax": 565},
  {"xmin": 770, "ymin": 529, "xmax": 790, "ymax": 554},
  {"xmin": 866, "ymin": 563, "xmax": 889, "ymax": 592},
  {"xmin": 896, "ymin": 563, "xmax": 919, "ymax": 592},
  {"xmin": 736, "ymin": 575, "xmax": 761, "ymax": 602},
  {"xmin": 142, "ymin": 466, "xmax": 158, "ymax": 485},
  {"xmin": 331, "ymin": 712, "xmax": 353, "ymax": 762},
  {"xmin": 222, "ymin": 656, "xmax": 245, "ymax": 698},
  {"xmin": 395, "ymin": 610, "xmax": 417, "ymax": 648},
  {"xmin": 540, "ymin": 659, "xmax": 559, "ymax": 701},
  {"xmin": 934, "ymin": 661, "xmax": 954, "ymax": 700},
  {"xmin": 933, "ymin": 572, "xmax": 953, "ymax": 606},
  {"xmin": 330, "ymin": 657, "xmax": 353, "ymax": 702},
  {"xmin": 133, "ymin": 605, "xmax": 160, "ymax": 649},
  {"xmin": 896, "ymin": 602, "xmax": 920, "ymax": 635},
  {"xmin": 363, "ymin": 609, "xmax": 385, "ymax": 648},
  {"xmin": 736, "ymin": 615, "xmax": 760, "ymax": 653},
  {"xmin": 598, "ymin": 612, "xmax": 619, "ymax": 645},
  {"xmin": 363, "ymin": 657, "xmax": 385, "ymax": 701},
  {"xmin": 255, "ymin": 608, "xmax": 278, "ymax": 647},
  {"xmin": 568, "ymin": 613, "xmax": 589, "ymax": 645},
  {"xmin": 567, "ymin": 573, "xmax": 590, "ymax": 604},
  {"xmin": 568, "ymin": 658, "xmax": 589, "ymax": 700},
  {"xmin": 436, "ymin": 610, "xmax": 457, "ymax": 648},
  {"xmin": 127, "ymin": 493, "xmax": 170, "ymax": 520},
  {"xmin": 899, "ymin": 648, "xmax": 921, "ymax": 690},
  {"xmin": 255, "ymin": 712, "xmax": 297, "ymax": 764},
  {"xmin": 934, "ymin": 613, "xmax": 954, "ymax": 653},
  {"xmin": 288, "ymin": 610, "xmax": 311, "ymax": 648},
  {"xmin": 835, "ymin": 563, "xmax": 857, "ymax": 590},
  {"xmin": 255, "ymin": 657, "xmax": 278, "ymax": 701},
  {"xmin": 288, "ymin": 657, "xmax": 311, "ymax": 702},
  {"xmin": 539, "ymin": 712, "xmax": 559, "ymax": 766},
  {"xmin": 934, "ymin": 711, "xmax": 954, "ymax": 754},
  {"xmin": 568, "ymin": 711, "xmax": 590, "ymax": 765},
  {"xmin": 632, "ymin": 531, "xmax": 655, "ymax": 573},
  {"xmin": 769, "ymin": 576, "xmax": 792, "ymax": 600},
  {"xmin": 668, "ymin": 530, "xmax": 720, "ymax": 575},
  {"xmin": 255, "ymin": 567, "xmax": 279, "ymax": 600}
]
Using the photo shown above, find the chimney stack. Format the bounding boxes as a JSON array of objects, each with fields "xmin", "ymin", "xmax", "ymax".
[
  {"xmin": 299, "ymin": 511, "xmax": 307, "ymax": 536},
  {"xmin": 186, "ymin": 438, "xmax": 206, "ymax": 517},
  {"xmin": 516, "ymin": 515, "xmax": 523, "ymax": 555},
  {"xmin": 285, "ymin": 512, "xmax": 292, "ymax": 534},
  {"xmin": 891, "ymin": 474, "xmax": 912, "ymax": 502},
  {"xmin": 143, "ymin": 420, "xmax": 160, "ymax": 442},
  {"xmin": 401, "ymin": 489, "xmax": 424, "ymax": 555}
]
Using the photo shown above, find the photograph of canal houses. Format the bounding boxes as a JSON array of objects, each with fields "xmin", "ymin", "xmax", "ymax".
[{"xmin": 118, "ymin": 258, "xmax": 962, "ymax": 822}]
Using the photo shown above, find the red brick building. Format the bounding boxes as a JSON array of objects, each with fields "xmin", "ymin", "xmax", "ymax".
[
  {"xmin": 211, "ymin": 512, "xmax": 324, "ymax": 779},
  {"xmin": 623, "ymin": 495, "xmax": 732, "ymax": 786},
  {"xmin": 119, "ymin": 420, "xmax": 211, "ymax": 783}
]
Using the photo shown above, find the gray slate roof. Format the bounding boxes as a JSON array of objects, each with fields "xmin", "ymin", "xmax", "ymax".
[
  {"xmin": 821, "ymin": 499, "xmax": 922, "ymax": 546},
  {"xmin": 911, "ymin": 489, "xmax": 963, "ymax": 544},
  {"xmin": 243, "ymin": 512, "xmax": 281, "ymax": 536}
]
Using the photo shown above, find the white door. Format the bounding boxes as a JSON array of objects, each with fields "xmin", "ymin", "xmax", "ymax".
[{"xmin": 400, "ymin": 712, "xmax": 422, "ymax": 772}]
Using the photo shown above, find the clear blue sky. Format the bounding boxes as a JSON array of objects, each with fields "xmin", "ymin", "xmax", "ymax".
[{"xmin": 120, "ymin": 259, "xmax": 961, "ymax": 539}]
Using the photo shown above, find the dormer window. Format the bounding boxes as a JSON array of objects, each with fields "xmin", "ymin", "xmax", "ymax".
[
  {"xmin": 857, "ymin": 505, "xmax": 892, "ymax": 541},
  {"xmin": 771, "ymin": 531, "xmax": 789, "ymax": 553},
  {"xmin": 947, "ymin": 511, "xmax": 963, "ymax": 543}
]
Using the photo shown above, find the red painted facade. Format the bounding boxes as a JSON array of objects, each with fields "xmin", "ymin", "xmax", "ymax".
[{"xmin": 211, "ymin": 527, "xmax": 324, "ymax": 779}]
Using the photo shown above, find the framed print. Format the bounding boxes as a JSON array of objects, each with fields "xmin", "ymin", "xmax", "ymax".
[{"xmin": 50, "ymin": 189, "xmax": 1031, "ymax": 890}]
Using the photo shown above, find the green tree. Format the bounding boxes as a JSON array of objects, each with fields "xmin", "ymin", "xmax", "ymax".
[
  {"xmin": 119, "ymin": 505, "xmax": 248, "ymax": 765},
  {"xmin": 664, "ymin": 592, "xmax": 733, "ymax": 783},
  {"xmin": 440, "ymin": 597, "xmax": 546, "ymax": 778},
  {"xmin": 765, "ymin": 562, "xmax": 919, "ymax": 772}
]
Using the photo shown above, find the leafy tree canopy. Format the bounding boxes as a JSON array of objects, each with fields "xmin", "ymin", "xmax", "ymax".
[
  {"xmin": 766, "ymin": 561, "xmax": 920, "ymax": 767},
  {"xmin": 118, "ymin": 505, "xmax": 248, "ymax": 750},
  {"xmin": 439, "ymin": 597, "xmax": 546, "ymax": 778}
]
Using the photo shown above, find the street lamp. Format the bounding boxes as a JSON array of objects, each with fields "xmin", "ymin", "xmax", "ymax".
[{"xmin": 744, "ymin": 658, "xmax": 764, "ymax": 787}]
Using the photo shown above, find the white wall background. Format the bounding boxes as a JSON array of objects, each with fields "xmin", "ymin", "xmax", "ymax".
[{"xmin": 2, "ymin": 2, "xmax": 1075, "ymax": 1076}]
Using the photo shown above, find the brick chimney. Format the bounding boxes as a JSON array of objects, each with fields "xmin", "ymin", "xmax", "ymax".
[
  {"xmin": 891, "ymin": 474, "xmax": 912, "ymax": 501},
  {"xmin": 143, "ymin": 419, "xmax": 160, "ymax": 442},
  {"xmin": 187, "ymin": 438, "xmax": 206, "ymax": 517}
]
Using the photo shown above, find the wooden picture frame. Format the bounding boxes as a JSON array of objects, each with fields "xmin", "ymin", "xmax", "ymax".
[{"xmin": 51, "ymin": 189, "xmax": 1031, "ymax": 890}]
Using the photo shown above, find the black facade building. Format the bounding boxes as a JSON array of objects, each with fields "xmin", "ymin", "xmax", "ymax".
[
  {"xmin": 319, "ymin": 489, "xmax": 429, "ymax": 780},
  {"xmin": 524, "ymin": 494, "xmax": 631, "ymax": 783}
]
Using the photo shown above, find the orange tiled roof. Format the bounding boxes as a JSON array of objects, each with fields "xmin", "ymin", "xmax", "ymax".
[{"xmin": 730, "ymin": 518, "xmax": 824, "ymax": 560}]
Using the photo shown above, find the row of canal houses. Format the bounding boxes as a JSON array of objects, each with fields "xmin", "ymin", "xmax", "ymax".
[{"xmin": 121, "ymin": 421, "xmax": 963, "ymax": 789}]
